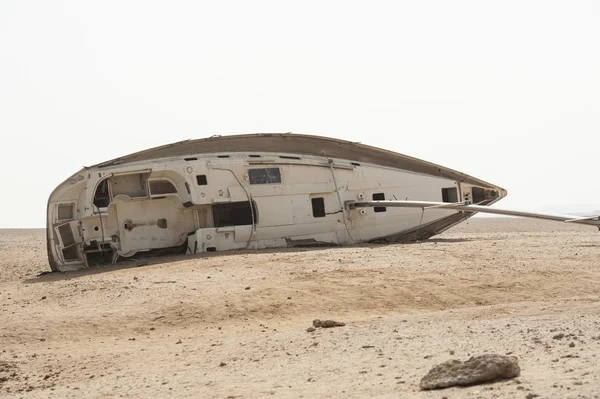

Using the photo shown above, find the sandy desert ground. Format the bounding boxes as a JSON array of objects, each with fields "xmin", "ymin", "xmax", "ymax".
[{"xmin": 1, "ymin": 218, "xmax": 599, "ymax": 398}]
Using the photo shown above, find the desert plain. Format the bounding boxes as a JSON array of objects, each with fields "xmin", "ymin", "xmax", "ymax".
[{"xmin": 1, "ymin": 218, "xmax": 599, "ymax": 398}]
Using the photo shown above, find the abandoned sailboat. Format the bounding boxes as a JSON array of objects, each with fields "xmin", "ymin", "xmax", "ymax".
[{"xmin": 46, "ymin": 133, "xmax": 598, "ymax": 272}]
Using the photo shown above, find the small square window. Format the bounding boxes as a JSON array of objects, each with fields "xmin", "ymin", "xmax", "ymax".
[
  {"xmin": 196, "ymin": 175, "xmax": 208, "ymax": 186},
  {"xmin": 57, "ymin": 204, "xmax": 74, "ymax": 220},
  {"xmin": 311, "ymin": 197, "xmax": 326, "ymax": 218},
  {"xmin": 442, "ymin": 187, "xmax": 459, "ymax": 203},
  {"xmin": 373, "ymin": 193, "xmax": 386, "ymax": 213}
]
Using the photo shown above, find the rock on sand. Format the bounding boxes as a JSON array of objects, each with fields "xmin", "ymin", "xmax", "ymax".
[{"xmin": 420, "ymin": 354, "xmax": 520, "ymax": 390}]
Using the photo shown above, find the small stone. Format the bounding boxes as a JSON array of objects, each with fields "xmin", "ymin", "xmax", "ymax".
[
  {"xmin": 245, "ymin": 287, "xmax": 251, "ymax": 290},
  {"xmin": 313, "ymin": 319, "xmax": 345, "ymax": 328},
  {"xmin": 306, "ymin": 327, "xmax": 315, "ymax": 332},
  {"xmin": 553, "ymin": 333, "xmax": 565, "ymax": 340},
  {"xmin": 525, "ymin": 394, "xmax": 538, "ymax": 399},
  {"xmin": 219, "ymin": 362, "xmax": 226, "ymax": 367},
  {"xmin": 569, "ymin": 342, "xmax": 575, "ymax": 348}
]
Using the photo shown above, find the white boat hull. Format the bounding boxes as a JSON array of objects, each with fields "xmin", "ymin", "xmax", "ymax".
[{"xmin": 46, "ymin": 134, "xmax": 506, "ymax": 271}]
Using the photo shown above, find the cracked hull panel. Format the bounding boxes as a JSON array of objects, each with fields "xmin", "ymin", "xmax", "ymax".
[{"xmin": 46, "ymin": 133, "xmax": 506, "ymax": 271}]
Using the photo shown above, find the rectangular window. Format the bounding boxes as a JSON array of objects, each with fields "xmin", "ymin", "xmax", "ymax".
[
  {"xmin": 311, "ymin": 197, "xmax": 326, "ymax": 218},
  {"xmin": 442, "ymin": 187, "xmax": 459, "ymax": 203},
  {"xmin": 373, "ymin": 193, "xmax": 386, "ymax": 213},
  {"xmin": 248, "ymin": 168, "xmax": 281, "ymax": 185},
  {"xmin": 196, "ymin": 175, "xmax": 208, "ymax": 186},
  {"xmin": 57, "ymin": 223, "xmax": 76, "ymax": 247},
  {"xmin": 62, "ymin": 246, "xmax": 80, "ymax": 261},
  {"xmin": 54, "ymin": 221, "xmax": 82, "ymax": 250},
  {"xmin": 212, "ymin": 201, "xmax": 257, "ymax": 227},
  {"xmin": 57, "ymin": 204, "xmax": 74, "ymax": 220}
]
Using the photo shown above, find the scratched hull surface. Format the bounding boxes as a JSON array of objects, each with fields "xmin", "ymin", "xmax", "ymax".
[{"xmin": 46, "ymin": 133, "xmax": 506, "ymax": 271}]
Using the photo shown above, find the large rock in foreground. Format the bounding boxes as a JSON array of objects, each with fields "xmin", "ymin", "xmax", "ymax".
[{"xmin": 420, "ymin": 354, "xmax": 520, "ymax": 390}]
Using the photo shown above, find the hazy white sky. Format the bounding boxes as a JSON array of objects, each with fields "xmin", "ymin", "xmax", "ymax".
[{"xmin": 1, "ymin": 1, "xmax": 599, "ymax": 227}]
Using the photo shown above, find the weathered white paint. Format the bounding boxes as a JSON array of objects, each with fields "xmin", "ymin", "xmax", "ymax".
[{"xmin": 46, "ymin": 137, "xmax": 507, "ymax": 271}]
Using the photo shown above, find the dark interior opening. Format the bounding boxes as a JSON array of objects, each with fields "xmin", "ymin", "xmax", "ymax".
[
  {"xmin": 184, "ymin": 157, "xmax": 198, "ymax": 161},
  {"xmin": 311, "ymin": 197, "xmax": 326, "ymax": 218},
  {"xmin": 471, "ymin": 187, "xmax": 486, "ymax": 204},
  {"xmin": 57, "ymin": 224, "xmax": 76, "ymax": 247},
  {"xmin": 196, "ymin": 175, "xmax": 208, "ymax": 185},
  {"xmin": 442, "ymin": 187, "xmax": 459, "ymax": 203},
  {"xmin": 93, "ymin": 179, "xmax": 110, "ymax": 208},
  {"xmin": 62, "ymin": 246, "xmax": 79, "ymax": 261},
  {"xmin": 373, "ymin": 193, "xmax": 386, "ymax": 213},
  {"xmin": 212, "ymin": 201, "xmax": 257, "ymax": 227},
  {"xmin": 279, "ymin": 155, "xmax": 301, "ymax": 160},
  {"xmin": 84, "ymin": 242, "xmax": 114, "ymax": 265}
]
